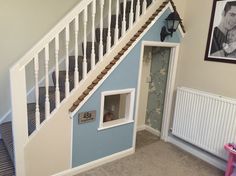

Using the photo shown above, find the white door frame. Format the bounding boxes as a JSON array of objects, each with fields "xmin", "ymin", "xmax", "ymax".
[{"xmin": 133, "ymin": 41, "xmax": 180, "ymax": 148}]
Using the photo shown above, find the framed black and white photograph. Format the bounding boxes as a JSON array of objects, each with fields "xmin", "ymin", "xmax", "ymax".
[{"xmin": 205, "ymin": 0, "xmax": 236, "ymax": 63}]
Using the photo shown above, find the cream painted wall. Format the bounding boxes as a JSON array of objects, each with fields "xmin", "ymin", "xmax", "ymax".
[
  {"xmin": 25, "ymin": 103, "xmax": 71, "ymax": 176},
  {"xmin": 175, "ymin": 0, "xmax": 236, "ymax": 99},
  {"xmin": 137, "ymin": 46, "xmax": 152, "ymax": 127},
  {"xmin": 172, "ymin": 0, "xmax": 186, "ymax": 19},
  {"xmin": 0, "ymin": 0, "xmax": 82, "ymax": 119}
]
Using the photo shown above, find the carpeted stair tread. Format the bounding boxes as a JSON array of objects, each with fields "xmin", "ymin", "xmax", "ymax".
[
  {"xmin": 68, "ymin": 55, "xmax": 99, "ymax": 76},
  {"xmin": 95, "ymin": 28, "xmax": 121, "ymax": 47},
  {"xmin": 52, "ymin": 71, "xmax": 75, "ymax": 93},
  {"xmin": 0, "ymin": 122, "xmax": 14, "ymax": 164},
  {"xmin": 0, "ymin": 140, "xmax": 15, "ymax": 175},
  {"xmin": 120, "ymin": 1, "xmax": 134, "ymax": 14},
  {"xmin": 120, "ymin": 0, "xmax": 153, "ymax": 16},
  {"xmin": 111, "ymin": 15, "xmax": 122, "ymax": 28},
  {"xmin": 69, "ymin": 55, "xmax": 98, "ymax": 73},
  {"xmin": 119, "ymin": 0, "xmax": 152, "ymax": 28},
  {"xmin": 82, "ymin": 42, "xmax": 99, "ymax": 61},
  {"xmin": 58, "ymin": 57, "xmax": 86, "ymax": 86},
  {"xmin": 39, "ymin": 86, "xmax": 65, "ymax": 113},
  {"xmin": 114, "ymin": 13, "xmax": 130, "ymax": 30},
  {"xmin": 27, "ymin": 103, "xmax": 45, "ymax": 135}
]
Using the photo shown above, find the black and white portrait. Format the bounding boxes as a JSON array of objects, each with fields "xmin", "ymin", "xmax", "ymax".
[{"xmin": 205, "ymin": 0, "xmax": 236, "ymax": 63}]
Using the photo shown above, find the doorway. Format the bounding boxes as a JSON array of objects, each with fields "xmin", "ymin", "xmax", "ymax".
[
  {"xmin": 146, "ymin": 47, "xmax": 171, "ymax": 132},
  {"xmin": 134, "ymin": 42, "xmax": 180, "ymax": 149}
]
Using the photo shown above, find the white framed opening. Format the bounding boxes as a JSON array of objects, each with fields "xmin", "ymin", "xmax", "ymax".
[
  {"xmin": 133, "ymin": 41, "xmax": 180, "ymax": 148},
  {"xmin": 98, "ymin": 88, "xmax": 135, "ymax": 131}
]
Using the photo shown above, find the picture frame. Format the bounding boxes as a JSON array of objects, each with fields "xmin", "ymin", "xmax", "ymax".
[{"xmin": 205, "ymin": 0, "xmax": 236, "ymax": 63}]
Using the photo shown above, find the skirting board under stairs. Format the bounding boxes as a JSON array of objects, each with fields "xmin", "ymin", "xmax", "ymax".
[
  {"xmin": 53, "ymin": 148, "xmax": 135, "ymax": 176},
  {"xmin": 137, "ymin": 125, "xmax": 161, "ymax": 137}
]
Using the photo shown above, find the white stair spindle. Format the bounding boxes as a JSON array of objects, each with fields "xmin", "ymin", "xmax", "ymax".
[
  {"xmin": 74, "ymin": 16, "xmax": 79, "ymax": 87},
  {"xmin": 99, "ymin": 0, "xmax": 104, "ymax": 60},
  {"xmin": 129, "ymin": 0, "xmax": 134, "ymax": 28},
  {"xmin": 114, "ymin": 0, "xmax": 120, "ymax": 44},
  {"xmin": 122, "ymin": 0, "xmax": 127, "ymax": 36},
  {"xmin": 65, "ymin": 25, "xmax": 70, "ymax": 97},
  {"xmin": 135, "ymin": 0, "xmax": 140, "ymax": 22},
  {"xmin": 142, "ymin": 0, "xmax": 147, "ymax": 14},
  {"xmin": 34, "ymin": 55, "xmax": 40, "ymax": 130},
  {"xmin": 45, "ymin": 44, "xmax": 50, "ymax": 119},
  {"xmin": 91, "ymin": 0, "xmax": 96, "ymax": 70},
  {"xmin": 83, "ymin": 7, "xmax": 88, "ymax": 78},
  {"xmin": 55, "ymin": 34, "xmax": 60, "ymax": 108},
  {"xmin": 106, "ymin": 0, "xmax": 112, "ymax": 51}
]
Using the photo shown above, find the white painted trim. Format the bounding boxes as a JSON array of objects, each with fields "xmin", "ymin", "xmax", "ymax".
[
  {"xmin": 161, "ymin": 43, "xmax": 180, "ymax": 141},
  {"xmin": 134, "ymin": 41, "xmax": 180, "ymax": 151},
  {"xmin": 70, "ymin": 116, "xmax": 73, "ymax": 169},
  {"xmin": 53, "ymin": 147, "xmax": 134, "ymax": 176},
  {"xmin": 142, "ymin": 41, "xmax": 180, "ymax": 47},
  {"xmin": 99, "ymin": 88, "xmax": 135, "ymax": 130},
  {"xmin": 132, "ymin": 39, "xmax": 145, "ymax": 149},
  {"xmin": 167, "ymin": 135, "xmax": 226, "ymax": 171},
  {"xmin": 98, "ymin": 120, "xmax": 134, "ymax": 131},
  {"xmin": 26, "ymin": 48, "xmax": 74, "ymax": 103},
  {"xmin": 145, "ymin": 125, "xmax": 161, "ymax": 136},
  {"xmin": 136, "ymin": 125, "xmax": 146, "ymax": 132},
  {"xmin": 1, "ymin": 46, "xmax": 74, "ymax": 124},
  {"xmin": 136, "ymin": 125, "xmax": 161, "ymax": 137}
]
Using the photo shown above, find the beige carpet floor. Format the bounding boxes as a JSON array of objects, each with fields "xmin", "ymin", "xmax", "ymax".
[{"xmin": 76, "ymin": 130, "xmax": 224, "ymax": 176}]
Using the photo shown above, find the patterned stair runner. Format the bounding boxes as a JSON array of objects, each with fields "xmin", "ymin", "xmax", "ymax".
[{"xmin": 0, "ymin": 140, "xmax": 15, "ymax": 176}]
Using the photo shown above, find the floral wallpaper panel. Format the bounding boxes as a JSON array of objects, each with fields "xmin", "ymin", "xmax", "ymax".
[{"xmin": 145, "ymin": 47, "xmax": 171, "ymax": 132}]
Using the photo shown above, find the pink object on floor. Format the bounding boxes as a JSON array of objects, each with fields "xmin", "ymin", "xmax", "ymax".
[
  {"xmin": 231, "ymin": 171, "xmax": 236, "ymax": 176},
  {"xmin": 225, "ymin": 144, "xmax": 236, "ymax": 176},
  {"xmin": 231, "ymin": 173, "xmax": 236, "ymax": 176}
]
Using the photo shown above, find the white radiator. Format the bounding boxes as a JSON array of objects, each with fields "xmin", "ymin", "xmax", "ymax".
[{"xmin": 172, "ymin": 87, "xmax": 236, "ymax": 160}]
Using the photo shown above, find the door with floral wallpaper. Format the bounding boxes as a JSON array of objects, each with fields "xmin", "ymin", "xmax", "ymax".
[{"xmin": 145, "ymin": 47, "xmax": 171, "ymax": 132}]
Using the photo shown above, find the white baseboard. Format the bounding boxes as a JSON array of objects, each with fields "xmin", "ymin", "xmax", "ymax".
[
  {"xmin": 137, "ymin": 124, "xmax": 161, "ymax": 137},
  {"xmin": 167, "ymin": 135, "xmax": 226, "ymax": 171},
  {"xmin": 145, "ymin": 125, "xmax": 161, "ymax": 136},
  {"xmin": 137, "ymin": 125, "xmax": 146, "ymax": 131},
  {"xmin": 53, "ymin": 147, "xmax": 135, "ymax": 176}
]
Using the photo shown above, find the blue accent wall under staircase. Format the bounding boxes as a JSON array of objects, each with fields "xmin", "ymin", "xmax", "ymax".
[{"xmin": 72, "ymin": 7, "xmax": 182, "ymax": 168}]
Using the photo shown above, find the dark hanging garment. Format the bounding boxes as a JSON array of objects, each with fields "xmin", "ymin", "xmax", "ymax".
[{"xmin": 210, "ymin": 27, "xmax": 226, "ymax": 54}]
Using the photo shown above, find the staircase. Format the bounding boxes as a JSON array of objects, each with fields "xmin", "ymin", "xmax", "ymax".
[{"xmin": 0, "ymin": 0, "xmax": 180, "ymax": 175}]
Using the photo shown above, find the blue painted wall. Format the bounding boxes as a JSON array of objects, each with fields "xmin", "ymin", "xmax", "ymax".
[{"xmin": 72, "ymin": 8, "xmax": 182, "ymax": 167}]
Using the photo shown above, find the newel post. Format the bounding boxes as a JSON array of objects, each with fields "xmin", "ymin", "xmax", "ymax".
[{"xmin": 10, "ymin": 65, "xmax": 28, "ymax": 176}]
